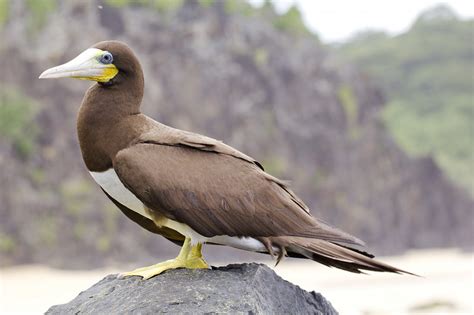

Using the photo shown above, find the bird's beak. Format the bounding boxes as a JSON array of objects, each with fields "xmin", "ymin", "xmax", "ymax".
[{"xmin": 39, "ymin": 48, "xmax": 118, "ymax": 83}]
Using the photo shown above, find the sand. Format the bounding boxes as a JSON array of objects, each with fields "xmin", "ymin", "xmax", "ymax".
[{"xmin": 0, "ymin": 248, "xmax": 472, "ymax": 315}]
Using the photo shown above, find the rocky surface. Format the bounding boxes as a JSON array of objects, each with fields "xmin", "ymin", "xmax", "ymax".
[{"xmin": 46, "ymin": 263, "xmax": 337, "ymax": 315}]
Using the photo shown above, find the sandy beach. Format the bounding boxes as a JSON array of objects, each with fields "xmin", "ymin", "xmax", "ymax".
[{"xmin": 1, "ymin": 248, "xmax": 472, "ymax": 315}]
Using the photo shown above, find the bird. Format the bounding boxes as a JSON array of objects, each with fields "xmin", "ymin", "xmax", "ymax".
[{"xmin": 39, "ymin": 40, "xmax": 412, "ymax": 279}]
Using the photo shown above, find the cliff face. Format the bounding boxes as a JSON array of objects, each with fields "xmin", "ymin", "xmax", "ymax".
[{"xmin": 0, "ymin": 0, "xmax": 472, "ymax": 267}]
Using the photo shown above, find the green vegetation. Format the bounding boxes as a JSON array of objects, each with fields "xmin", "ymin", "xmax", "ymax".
[
  {"xmin": 38, "ymin": 216, "xmax": 57, "ymax": 247},
  {"xmin": 105, "ymin": 0, "xmax": 184, "ymax": 13},
  {"xmin": 104, "ymin": 0, "xmax": 131, "ymax": 7},
  {"xmin": 337, "ymin": 5, "xmax": 474, "ymax": 194},
  {"xmin": 310, "ymin": 168, "xmax": 328, "ymax": 190},
  {"xmin": 338, "ymin": 85, "xmax": 359, "ymax": 139},
  {"xmin": 93, "ymin": 204, "xmax": 120, "ymax": 253},
  {"xmin": 0, "ymin": 232, "xmax": 15, "ymax": 253},
  {"xmin": 223, "ymin": 0, "xmax": 254, "ymax": 16},
  {"xmin": 197, "ymin": 0, "xmax": 214, "ymax": 8},
  {"xmin": 262, "ymin": 157, "xmax": 286, "ymax": 177},
  {"xmin": 0, "ymin": 87, "xmax": 38, "ymax": 158},
  {"xmin": 103, "ymin": 0, "xmax": 313, "ymax": 37},
  {"xmin": 273, "ymin": 5, "xmax": 310, "ymax": 36},
  {"xmin": 253, "ymin": 48, "xmax": 268, "ymax": 67},
  {"xmin": 0, "ymin": 0, "xmax": 9, "ymax": 28},
  {"xmin": 152, "ymin": 0, "xmax": 184, "ymax": 13},
  {"xmin": 25, "ymin": 0, "xmax": 57, "ymax": 32},
  {"xmin": 29, "ymin": 167, "xmax": 46, "ymax": 184},
  {"xmin": 60, "ymin": 178, "xmax": 93, "ymax": 216},
  {"xmin": 96, "ymin": 235, "xmax": 111, "ymax": 252}
]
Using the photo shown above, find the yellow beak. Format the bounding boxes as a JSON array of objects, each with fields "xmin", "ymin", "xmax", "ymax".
[{"xmin": 39, "ymin": 48, "xmax": 118, "ymax": 83}]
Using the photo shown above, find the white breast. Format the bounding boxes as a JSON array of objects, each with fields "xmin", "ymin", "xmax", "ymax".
[{"xmin": 89, "ymin": 169, "xmax": 152, "ymax": 220}]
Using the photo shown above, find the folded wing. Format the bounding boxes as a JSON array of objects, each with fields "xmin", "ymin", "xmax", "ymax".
[{"xmin": 112, "ymin": 122, "xmax": 363, "ymax": 247}]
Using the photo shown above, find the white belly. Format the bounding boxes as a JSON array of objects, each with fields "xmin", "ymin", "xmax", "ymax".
[{"xmin": 89, "ymin": 169, "xmax": 267, "ymax": 252}]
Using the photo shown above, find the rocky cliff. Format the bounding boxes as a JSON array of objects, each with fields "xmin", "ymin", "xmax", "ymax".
[{"xmin": 0, "ymin": 0, "xmax": 472, "ymax": 267}]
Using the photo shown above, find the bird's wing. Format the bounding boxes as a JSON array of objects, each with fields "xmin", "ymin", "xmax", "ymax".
[
  {"xmin": 137, "ymin": 122, "xmax": 312, "ymax": 214},
  {"xmin": 138, "ymin": 122, "xmax": 265, "ymax": 171},
  {"xmin": 113, "ymin": 124, "xmax": 363, "ymax": 245}
]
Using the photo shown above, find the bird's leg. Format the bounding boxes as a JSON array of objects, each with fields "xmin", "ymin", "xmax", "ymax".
[
  {"xmin": 186, "ymin": 242, "xmax": 208, "ymax": 268},
  {"xmin": 120, "ymin": 237, "xmax": 209, "ymax": 279}
]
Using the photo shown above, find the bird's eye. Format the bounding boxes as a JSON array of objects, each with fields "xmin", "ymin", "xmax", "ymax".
[{"xmin": 100, "ymin": 52, "xmax": 113, "ymax": 64}]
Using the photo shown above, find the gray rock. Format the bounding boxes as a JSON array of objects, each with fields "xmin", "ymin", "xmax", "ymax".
[{"xmin": 46, "ymin": 263, "xmax": 337, "ymax": 315}]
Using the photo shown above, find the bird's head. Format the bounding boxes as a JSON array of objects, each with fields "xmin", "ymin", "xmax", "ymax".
[{"xmin": 39, "ymin": 41, "xmax": 140, "ymax": 86}]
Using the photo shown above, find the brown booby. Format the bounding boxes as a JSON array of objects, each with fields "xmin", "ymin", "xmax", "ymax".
[{"xmin": 39, "ymin": 41, "xmax": 412, "ymax": 279}]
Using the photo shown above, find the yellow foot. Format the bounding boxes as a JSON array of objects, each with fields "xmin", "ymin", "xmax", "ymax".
[
  {"xmin": 121, "ymin": 256, "xmax": 208, "ymax": 280},
  {"xmin": 120, "ymin": 237, "xmax": 209, "ymax": 280}
]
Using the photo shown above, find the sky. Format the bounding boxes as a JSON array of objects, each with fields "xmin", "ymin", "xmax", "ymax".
[{"xmin": 250, "ymin": 0, "xmax": 474, "ymax": 42}]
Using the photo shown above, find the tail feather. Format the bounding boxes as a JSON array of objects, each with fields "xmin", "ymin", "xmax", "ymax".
[{"xmin": 262, "ymin": 236, "xmax": 416, "ymax": 275}]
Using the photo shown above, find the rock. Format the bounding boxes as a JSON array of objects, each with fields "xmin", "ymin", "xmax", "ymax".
[{"xmin": 46, "ymin": 263, "xmax": 337, "ymax": 315}]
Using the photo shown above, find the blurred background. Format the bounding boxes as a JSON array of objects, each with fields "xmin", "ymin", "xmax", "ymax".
[{"xmin": 0, "ymin": 0, "xmax": 472, "ymax": 314}]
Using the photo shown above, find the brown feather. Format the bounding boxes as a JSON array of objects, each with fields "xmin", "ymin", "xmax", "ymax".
[
  {"xmin": 113, "ymin": 139, "xmax": 363, "ymax": 247},
  {"xmin": 261, "ymin": 236, "xmax": 417, "ymax": 275}
]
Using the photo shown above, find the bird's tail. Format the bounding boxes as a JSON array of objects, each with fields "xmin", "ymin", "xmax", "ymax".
[{"xmin": 259, "ymin": 236, "xmax": 417, "ymax": 275}]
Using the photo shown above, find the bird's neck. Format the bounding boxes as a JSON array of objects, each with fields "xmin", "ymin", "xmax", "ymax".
[{"xmin": 76, "ymin": 76, "xmax": 145, "ymax": 172}]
